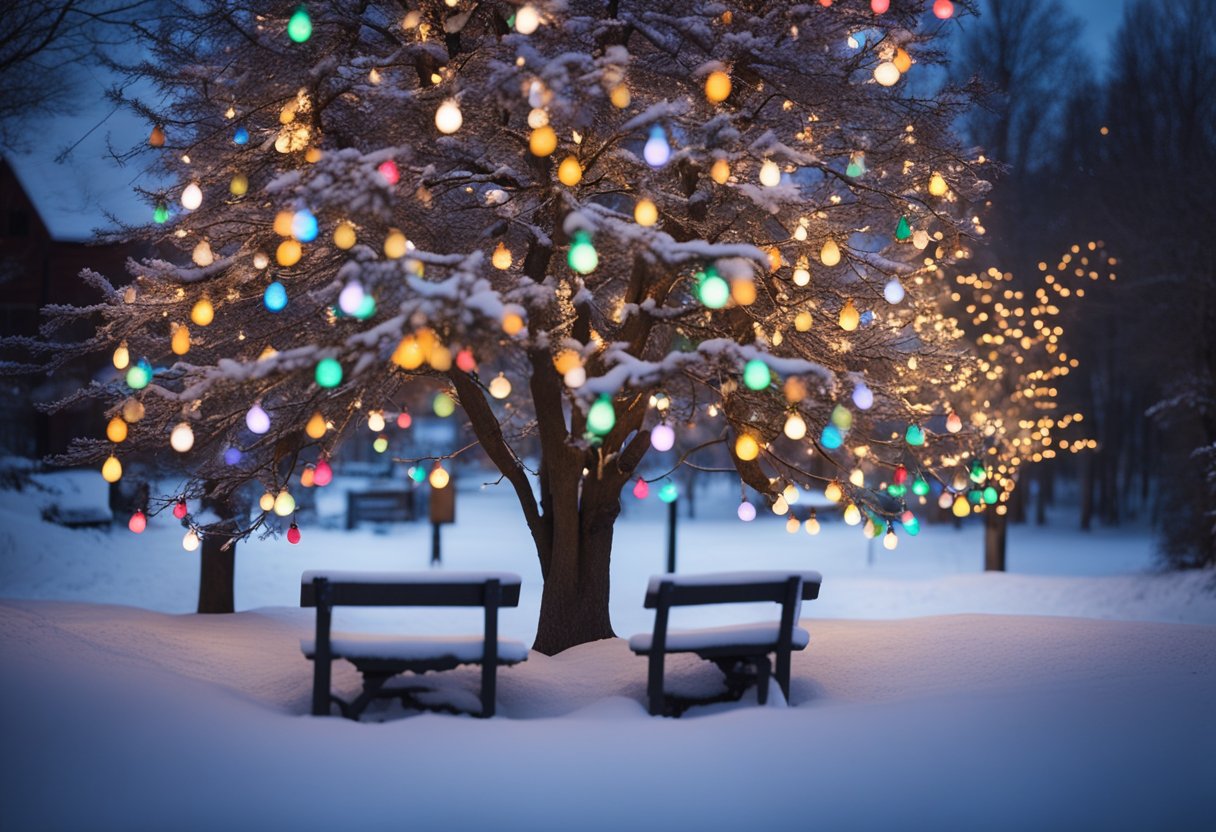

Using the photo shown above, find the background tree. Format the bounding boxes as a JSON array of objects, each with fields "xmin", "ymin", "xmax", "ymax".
[{"xmin": 14, "ymin": 1, "xmax": 992, "ymax": 653}]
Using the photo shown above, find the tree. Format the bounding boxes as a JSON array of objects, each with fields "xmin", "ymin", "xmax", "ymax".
[
  {"xmin": 944, "ymin": 242, "xmax": 1110, "ymax": 569},
  {"xmin": 19, "ymin": 1, "xmax": 990, "ymax": 653},
  {"xmin": 0, "ymin": 0, "xmax": 163, "ymax": 153},
  {"xmin": 1098, "ymin": 0, "xmax": 1216, "ymax": 567}
]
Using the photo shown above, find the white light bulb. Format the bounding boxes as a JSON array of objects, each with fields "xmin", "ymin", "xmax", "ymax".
[
  {"xmin": 737, "ymin": 501, "xmax": 756, "ymax": 522},
  {"xmin": 650, "ymin": 423, "xmax": 675, "ymax": 452},
  {"xmin": 435, "ymin": 99, "xmax": 463, "ymax": 134},
  {"xmin": 182, "ymin": 530, "xmax": 200, "ymax": 552},
  {"xmin": 181, "ymin": 182, "xmax": 202, "ymax": 210},
  {"xmin": 170, "ymin": 422, "xmax": 195, "ymax": 453},
  {"xmin": 852, "ymin": 383, "xmax": 874, "ymax": 410},
  {"xmin": 515, "ymin": 4, "xmax": 540, "ymax": 34},
  {"xmin": 489, "ymin": 374, "xmax": 512, "ymax": 399},
  {"xmin": 883, "ymin": 278, "xmax": 906, "ymax": 304},
  {"xmin": 759, "ymin": 159, "xmax": 781, "ymax": 187},
  {"xmin": 246, "ymin": 403, "xmax": 271, "ymax": 434},
  {"xmin": 643, "ymin": 127, "xmax": 670, "ymax": 168},
  {"xmin": 338, "ymin": 281, "xmax": 365, "ymax": 315},
  {"xmin": 783, "ymin": 413, "xmax": 807, "ymax": 440},
  {"xmin": 874, "ymin": 61, "xmax": 901, "ymax": 87}
]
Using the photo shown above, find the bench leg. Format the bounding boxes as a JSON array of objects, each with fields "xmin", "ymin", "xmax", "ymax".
[
  {"xmin": 648, "ymin": 651, "xmax": 666, "ymax": 716},
  {"xmin": 775, "ymin": 647, "xmax": 792, "ymax": 703},
  {"xmin": 480, "ymin": 661, "xmax": 497, "ymax": 718},
  {"xmin": 756, "ymin": 656, "xmax": 772, "ymax": 706}
]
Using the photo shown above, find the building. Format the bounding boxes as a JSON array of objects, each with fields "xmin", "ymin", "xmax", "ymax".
[{"xmin": 0, "ymin": 157, "xmax": 144, "ymax": 458}]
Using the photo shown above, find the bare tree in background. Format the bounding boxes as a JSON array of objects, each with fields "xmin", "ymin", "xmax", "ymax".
[{"xmin": 0, "ymin": 0, "xmax": 158, "ymax": 153}]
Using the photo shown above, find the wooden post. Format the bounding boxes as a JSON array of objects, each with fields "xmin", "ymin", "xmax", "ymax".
[
  {"xmin": 311, "ymin": 579, "xmax": 333, "ymax": 716},
  {"xmin": 666, "ymin": 498, "xmax": 677, "ymax": 573},
  {"xmin": 984, "ymin": 509, "xmax": 1007, "ymax": 571}
]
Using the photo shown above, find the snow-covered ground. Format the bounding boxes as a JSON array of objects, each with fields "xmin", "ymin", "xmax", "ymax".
[{"xmin": 1, "ymin": 468, "xmax": 1214, "ymax": 830}]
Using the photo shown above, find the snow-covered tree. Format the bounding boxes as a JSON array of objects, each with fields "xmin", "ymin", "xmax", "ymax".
[{"xmin": 22, "ymin": 0, "xmax": 988, "ymax": 653}]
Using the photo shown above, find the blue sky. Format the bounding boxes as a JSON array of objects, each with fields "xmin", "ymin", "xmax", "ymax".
[{"xmin": 8, "ymin": 0, "xmax": 1129, "ymax": 241}]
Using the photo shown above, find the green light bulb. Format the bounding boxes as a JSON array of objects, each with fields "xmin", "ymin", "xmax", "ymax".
[
  {"xmin": 567, "ymin": 230, "xmax": 598, "ymax": 274},
  {"xmin": 315, "ymin": 357, "xmax": 342, "ymax": 388},
  {"xmin": 895, "ymin": 215, "xmax": 911, "ymax": 241},
  {"xmin": 587, "ymin": 395, "xmax": 615, "ymax": 435},
  {"xmin": 433, "ymin": 392, "xmax": 456, "ymax": 418},
  {"xmin": 658, "ymin": 481, "xmax": 679, "ymax": 503},
  {"xmin": 742, "ymin": 359, "xmax": 771, "ymax": 391},
  {"xmin": 125, "ymin": 360, "xmax": 151, "ymax": 390},
  {"xmin": 831, "ymin": 404, "xmax": 853, "ymax": 431},
  {"xmin": 153, "ymin": 203, "xmax": 169, "ymax": 224},
  {"xmin": 287, "ymin": 6, "xmax": 312, "ymax": 43},
  {"xmin": 911, "ymin": 476, "xmax": 930, "ymax": 497},
  {"xmin": 982, "ymin": 485, "xmax": 999, "ymax": 505},
  {"xmin": 905, "ymin": 424, "xmax": 925, "ymax": 446},
  {"xmin": 696, "ymin": 270, "xmax": 730, "ymax": 309}
]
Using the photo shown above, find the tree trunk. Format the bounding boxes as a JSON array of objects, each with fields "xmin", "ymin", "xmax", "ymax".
[
  {"xmin": 197, "ymin": 486, "xmax": 238, "ymax": 614},
  {"xmin": 197, "ymin": 535, "xmax": 236, "ymax": 613},
  {"xmin": 532, "ymin": 501, "xmax": 618, "ymax": 655},
  {"xmin": 984, "ymin": 509, "xmax": 1007, "ymax": 571}
]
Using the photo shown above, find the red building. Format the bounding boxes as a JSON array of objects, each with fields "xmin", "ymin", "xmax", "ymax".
[{"xmin": 0, "ymin": 157, "xmax": 145, "ymax": 458}]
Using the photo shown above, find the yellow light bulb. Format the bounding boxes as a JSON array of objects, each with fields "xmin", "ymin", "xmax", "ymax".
[
  {"xmin": 554, "ymin": 350, "xmax": 581, "ymax": 375},
  {"xmin": 101, "ymin": 455, "xmax": 123, "ymax": 483},
  {"xmin": 273, "ymin": 210, "xmax": 294, "ymax": 237},
  {"xmin": 928, "ymin": 172, "xmax": 948, "ymax": 197},
  {"xmin": 492, "ymin": 242, "xmax": 512, "ymax": 270},
  {"xmin": 609, "ymin": 85, "xmax": 631, "ymax": 109},
  {"xmin": 276, "ymin": 239, "xmax": 302, "ymax": 267},
  {"xmin": 305, "ymin": 411, "xmax": 327, "ymax": 439},
  {"xmin": 843, "ymin": 503, "xmax": 861, "ymax": 525},
  {"xmin": 839, "ymin": 299, "xmax": 860, "ymax": 331},
  {"xmin": 259, "ymin": 491, "xmax": 275, "ymax": 512},
  {"xmin": 190, "ymin": 298, "xmax": 214, "ymax": 327},
  {"xmin": 171, "ymin": 324, "xmax": 190, "ymax": 356},
  {"xmin": 106, "ymin": 417, "xmax": 128, "ymax": 443},
  {"xmin": 529, "ymin": 126, "xmax": 558, "ymax": 157},
  {"xmin": 805, "ymin": 515, "xmax": 821, "ymax": 535},
  {"xmin": 952, "ymin": 495, "xmax": 970, "ymax": 517},
  {"xmin": 824, "ymin": 481, "xmax": 843, "ymax": 503},
  {"xmin": 634, "ymin": 198, "xmax": 658, "ymax": 227},
  {"xmin": 112, "ymin": 342, "xmax": 129, "ymax": 370},
  {"xmin": 704, "ymin": 70, "xmax": 732, "ymax": 103},
  {"xmin": 489, "ymin": 374, "xmax": 512, "ymax": 399},
  {"xmin": 384, "ymin": 229, "xmax": 407, "ymax": 259},
  {"xmin": 333, "ymin": 221, "xmax": 357, "ymax": 250},
  {"xmin": 392, "ymin": 336, "xmax": 425, "ymax": 370},
  {"xmin": 429, "ymin": 466, "xmax": 450, "ymax": 488},
  {"xmin": 710, "ymin": 158, "xmax": 730, "ymax": 184},
  {"xmin": 273, "ymin": 490, "xmax": 296, "ymax": 517},
  {"xmin": 820, "ymin": 238, "xmax": 841, "ymax": 267},
  {"xmin": 502, "ymin": 312, "xmax": 525, "ymax": 336},
  {"xmin": 557, "ymin": 155, "xmax": 582, "ymax": 186},
  {"xmin": 795, "ymin": 311, "xmax": 813, "ymax": 331},
  {"xmin": 731, "ymin": 279, "xmax": 756, "ymax": 306},
  {"xmin": 734, "ymin": 433, "xmax": 760, "ymax": 461}
]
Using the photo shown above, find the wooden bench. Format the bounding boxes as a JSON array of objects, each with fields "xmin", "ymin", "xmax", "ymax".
[
  {"xmin": 300, "ymin": 571, "xmax": 526, "ymax": 719},
  {"xmin": 629, "ymin": 571, "xmax": 822, "ymax": 717},
  {"xmin": 344, "ymin": 490, "xmax": 416, "ymax": 529}
]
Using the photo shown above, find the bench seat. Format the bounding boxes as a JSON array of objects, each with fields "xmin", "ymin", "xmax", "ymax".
[
  {"xmin": 628, "ymin": 622, "xmax": 811, "ymax": 654},
  {"xmin": 302, "ymin": 634, "xmax": 529, "ymax": 664}
]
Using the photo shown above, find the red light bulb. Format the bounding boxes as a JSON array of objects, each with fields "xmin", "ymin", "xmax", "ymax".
[
  {"xmin": 287, "ymin": 523, "xmax": 301, "ymax": 544},
  {"xmin": 313, "ymin": 458, "xmax": 333, "ymax": 486},
  {"xmin": 894, "ymin": 465, "xmax": 908, "ymax": 485},
  {"xmin": 396, "ymin": 412, "xmax": 412, "ymax": 429},
  {"xmin": 933, "ymin": 0, "xmax": 954, "ymax": 19},
  {"xmin": 128, "ymin": 510, "xmax": 147, "ymax": 533},
  {"xmin": 377, "ymin": 159, "xmax": 400, "ymax": 185},
  {"xmin": 455, "ymin": 348, "xmax": 476, "ymax": 373},
  {"xmin": 173, "ymin": 498, "xmax": 188, "ymax": 519}
]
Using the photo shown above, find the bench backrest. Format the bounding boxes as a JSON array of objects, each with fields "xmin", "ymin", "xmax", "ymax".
[
  {"xmin": 643, "ymin": 571, "xmax": 822, "ymax": 609},
  {"xmin": 345, "ymin": 490, "xmax": 416, "ymax": 529},
  {"xmin": 301, "ymin": 571, "xmax": 522, "ymax": 608}
]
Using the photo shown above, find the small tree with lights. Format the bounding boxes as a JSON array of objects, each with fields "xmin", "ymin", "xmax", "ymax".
[
  {"xmin": 942, "ymin": 241, "xmax": 1111, "ymax": 569},
  {"xmin": 15, "ymin": 0, "xmax": 990, "ymax": 653}
]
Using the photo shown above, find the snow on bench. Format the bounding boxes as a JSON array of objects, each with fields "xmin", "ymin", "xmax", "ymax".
[
  {"xmin": 631, "ymin": 571, "xmax": 822, "ymax": 716},
  {"xmin": 300, "ymin": 571, "xmax": 525, "ymax": 719}
]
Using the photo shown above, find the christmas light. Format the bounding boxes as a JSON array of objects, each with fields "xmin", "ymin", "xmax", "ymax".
[
  {"xmin": 633, "ymin": 478, "xmax": 649, "ymax": 499},
  {"xmin": 529, "ymin": 126, "xmax": 557, "ymax": 157},
  {"xmin": 367, "ymin": 410, "xmax": 386, "ymax": 432},
  {"xmin": 587, "ymin": 395, "xmax": 615, "ymax": 435},
  {"xmin": 696, "ymin": 270, "xmax": 730, "ymax": 309},
  {"xmin": 492, "ymin": 242, "xmax": 513, "ymax": 270},
  {"xmin": 634, "ymin": 198, "xmax": 658, "ymax": 226},
  {"xmin": 874, "ymin": 61, "xmax": 900, "ymax": 86},
  {"xmin": 233, "ymin": 126, "xmax": 249, "ymax": 145},
  {"xmin": 783, "ymin": 413, "xmax": 807, "ymax": 440},
  {"xmin": 821, "ymin": 424, "xmax": 844, "ymax": 449},
  {"xmin": 273, "ymin": 490, "xmax": 296, "ymax": 516},
  {"xmin": 843, "ymin": 503, "xmax": 862, "ymax": 525},
  {"xmin": 734, "ymin": 433, "xmax": 760, "ymax": 461},
  {"xmin": 246, "ymin": 404, "xmax": 271, "ymax": 434},
  {"xmin": 933, "ymin": 0, "xmax": 955, "ymax": 20},
  {"xmin": 112, "ymin": 342, "xmax": 130, "ymax": 370},
  {"xmin": 710, "ymin": 159, "xmax": 730, "ymax": 184},
  {"xmin": 820, "ymin": 239, "xmax": 841, "ymax": 266},
  {"xmin": 149, "ymin": 125, "xmax": 165, "ymax": 147},
  {"xmin": 264, "ymin": 281, "xmax": 288, "ymax": 312},
  {"xmin": 433, "ymin": 392, "xmax": 456, "ymax": 417},
  {"xmin": 305, "ymin": 411, "xmax": 327, "ymax": 439},
  {"xmin": 658, "ymin": 481, "xmax": 678, "ymax": 503},
  {"xmin": 489, "ymin": 374, "xmax": 512, "ymax": 399},
  {"xmin": 805, "ymin": 513, "xmax": 821, "ymax": 534},
  {"xmin": 384, "ymin": 229, "xmax": 407, "ymax": 259},
  {"xmin": 277, "ymin": 239, "xmax": 302, "ymax": 267},
  {"xmin": 515, "ymin": 4, "xmax": 540, "ymax": 34},
  {"xmin": 183, "ymin": 530, "xmax": 201, "ymax": 552},
  {"xmin": 883, "ymin": 278, "xmax": 906, "ymax": 304},
  {"xmin": 759, "ymin": 159, "xmax": 781, "ymax": 187},
  {"xmin": 181, "ymin": 182, "xmax": 202, "ymax": 210},
  {"xmin": 883, "ymin": 526, "xmax": 898, "ymax": 550},
  {"xmin": 291, "ymin": 209, "xmax": 318, "ymax": 242},
  {"xmin": 824, "ymin": 481, "xmax": 843, "ymax": 503},
  {"xmin": 315, "ymin": 358, "xmax": 343, "ymax": 388},
  {"xmin": 871, "ymin": 0, "xmax": 890, "ymax": 13},
  {"xmin": 101, "ymin": 455, "xmax": 122, "ymax": 483},
  {"xmin": 737, "ymin": 501, "xmax": 756, "ymax": 522},
  {"xmin": 429, "ymin": 465, "xmax": 450, "ymax": 489},
  {"xmin": 946, "ymin": 412, "xmax": 963, "ymax": 433},
  {"xmin": 895, "ymin": 215, "xmax": 912, "ymax": 241},
  {"xmin": 173, "ymin": 498, "xmax": 188, "ymax": 519},
  {"xmin": 928, "ymin": 172, "xmax": 948, "ymax": 196},
  {"xmin": 192, "ymin": 240, "xmax": 213, "ymax": 266},
  {"xmin": 170, "ymin": 422, "xmax": 195, "ymax": 453},
  {"xmin": 567, "ymin": 231, "xmax": 598, "ymax": 274},
  {"xmin": 126, "ymin": 360, "xmax": 151, "ymax": 390},
  {"xmin": 643, "ymin": 125, "xmax": 670, "ymax": 167},
  {"xmin": 557, "ymin": 156, "xmax": 582, "ymax": 186},
  {"xmin": 852, "ymin": 382, "xmax": 874, "ymax": 410},
  {"xmin": 128, "ymin": 510, "xmax": 147, "ymax": 533},
  {"xmin": 651, "ymin": 423, "xmax": 675, "ymax": 452},
  {"xmin": 742, "ymin": 359, "xmax": 771, "ymax": 391},
  {"xmin": 705, "ymin": 70, "xmax": 731, "ymax": 103},
  {"xmin": 287, "ymin": 6, "xmax": 312, "ymax": 43},
  {"xmin": 334, "ymin": 221, "xmax": 356, "ymax": 249},
  {"xmin": 106, "ymin": 416, "xmax": 128, "ymax": 443},
  {"xmin": 224, "ymin": 447, "xmax": 242, "ymax": 465},
  {"xmin": 435, "ymin": 99, "xmax": 463, "ymax": 134},
  {"xmin": 906, "ymin": 424, "xmax": 926, "ymax": 446},
  {"xmin": 287, "ymin": 523, "xmax": 302, "ymax": 544},
  {"xmin": 314, "ymin": 458, "xmax": 333, "ymax": 486},
  {"xmin": 839, "ymin": 300, "xmax": 860, "ymax": 331}
]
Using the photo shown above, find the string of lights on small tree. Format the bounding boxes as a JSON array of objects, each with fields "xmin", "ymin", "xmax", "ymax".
[{"xmin": 16, "ymin": 0, "xmax": 1003, "ymax": 651}]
